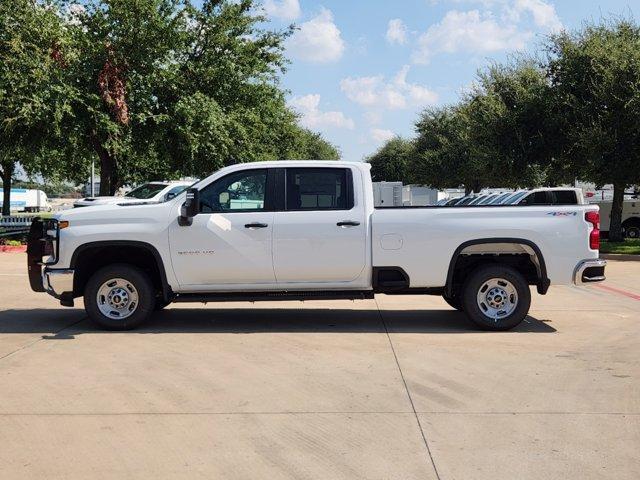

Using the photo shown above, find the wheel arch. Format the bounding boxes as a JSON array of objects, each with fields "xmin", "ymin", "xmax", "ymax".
[
  {"xmin": 622, "ymin": 216, "xmax": 640, "ymax": 237},
  {"xmin": 445, "ymin": 238, "xmax": 549, "ymax": 297},
  {"xmin": 70, "ymin": 241, "xmax": 172, "ymax": 301}
]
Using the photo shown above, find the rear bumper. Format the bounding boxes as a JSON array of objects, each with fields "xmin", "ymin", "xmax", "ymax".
[{"xmin": 573, "ymin": 259, "xmax": 607, "ymax": 285}]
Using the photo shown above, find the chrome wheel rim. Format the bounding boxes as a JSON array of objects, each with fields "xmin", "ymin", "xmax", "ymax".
[
  {"xmin": 476, "ymin": 278, "xmax": 518, "ymax": 321},
  {"xmin": 96, "ymin": 278, "xmax": 139, "ymax": 320}
]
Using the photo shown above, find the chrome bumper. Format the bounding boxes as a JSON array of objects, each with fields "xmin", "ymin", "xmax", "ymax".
[
  {"xmin": 573, "ymin": 259, "xmax": 607, "ymax": 285},
  {"xmin": 44, "ymin": 268, "xmax": 75, "ymax": 298}
]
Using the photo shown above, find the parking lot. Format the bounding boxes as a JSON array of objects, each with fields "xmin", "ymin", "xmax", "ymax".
[{"xmin": 0, "ymin": 253, "xmax": 638, "ymax": 479}]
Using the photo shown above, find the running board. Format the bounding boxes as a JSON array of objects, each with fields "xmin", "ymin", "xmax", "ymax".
[{"xmin": 172, "ymin": 290, "xmax": 375, "ymax": 303}]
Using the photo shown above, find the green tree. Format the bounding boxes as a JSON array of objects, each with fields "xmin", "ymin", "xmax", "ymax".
[
  {"xmin": 288, "ymin": 128, "xmax": 340, "ymax": 160},
  {"xmin": 366, "ymin": 137, "xmax": 414, "ymax": 183},
  {"xmin": 0, "ymin": 0, "xmax": 67, "ymax": 215},
  {"xmin": 547, "ymin": 19, "xmax": 640, "ymax": 241},
  {"xmin": 465, "ymin": 60, "xmax": 558, "ymax": 188},
  {"xmin": 60, "ymin": 0, "xmax": 313, "ymax": 194},
  {"xmin": 413, "ymin": 105, "xmax": 492, "ymax": 194}
]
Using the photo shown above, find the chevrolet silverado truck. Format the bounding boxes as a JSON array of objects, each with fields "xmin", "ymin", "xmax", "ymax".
[{"xmin": 27, "ymin": 161, "xmax": 606, "ymax": 331}]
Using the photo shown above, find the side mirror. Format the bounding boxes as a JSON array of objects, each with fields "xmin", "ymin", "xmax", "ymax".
[{"xmin": 179, "ymin": 187, "xmax": 199, "ymax": 226}]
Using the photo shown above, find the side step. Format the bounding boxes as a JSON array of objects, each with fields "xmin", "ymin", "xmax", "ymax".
[{"xmin": 172, "ymin": 290, "xmax": 375, "ymax": 303}]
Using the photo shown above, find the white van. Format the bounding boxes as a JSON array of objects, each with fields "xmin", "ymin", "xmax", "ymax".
[
  {"xmin": 595, "ymin": 199, "xmax": 640, "ymax": 238},
  {"xmin": 0, "ymin": 188, "xmax": 51, "ymax": 212}
]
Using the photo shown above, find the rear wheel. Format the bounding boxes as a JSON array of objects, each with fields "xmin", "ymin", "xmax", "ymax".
[
  {"xmin": 461, "ymin": 265, "xmax": 531, "ymax": 331},
  {"xmin": 625, "ymin": 225, "xmax": 640, "ymax": 239},
  {"xmin": 84, "ymin": 264, "xmax": 155, "ymax": 330},
  {"xmin": 154, "ymin": 298, "xmax": 170, "ymax": 311}
]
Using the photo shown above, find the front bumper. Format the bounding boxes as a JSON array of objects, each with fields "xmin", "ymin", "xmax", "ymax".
[
  {"xmin": 44, "ymin": 268, "xmax": 75, "ymax": 299},
  {"xmin": 573, "ymin": 259, "xmax": 607, "ymax": 285},
  {"xmin": 27, "ymin": 217, "xmax": 74, "ymax": 306}
]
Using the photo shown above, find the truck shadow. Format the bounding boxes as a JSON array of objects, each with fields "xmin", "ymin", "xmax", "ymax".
[{"xmin": 0, "ymin": 307, "xmax": 556, "ymax": 335}]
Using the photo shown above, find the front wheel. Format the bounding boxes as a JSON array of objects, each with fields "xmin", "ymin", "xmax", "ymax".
[
  {"xmin": 461, "ymin": 265, "xmax": 531, "ymax": 331},
  {"xmin": 84, "ymin": 264, "xmax": 155, "ymax": 330},
  {"xmin": 442, "ymin": 293, "xmax": 463, "ymax": 311}
]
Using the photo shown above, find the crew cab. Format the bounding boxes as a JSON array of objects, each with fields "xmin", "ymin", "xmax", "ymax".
[{"xmin": 27, "ymin": 161, "xmax": 606, "ymax": 331}]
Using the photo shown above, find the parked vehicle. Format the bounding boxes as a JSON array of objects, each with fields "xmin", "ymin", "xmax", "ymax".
[
  {"xmin": 511, "ymin": 188, "xmax": 585, "ymax": 206},
  {"xmin": 0, "ymin": 188, "xmax": 51, "ymax": 212},
  {"xmin": 595, "ymin": 200, "xmax": 640, "ymax": 238},
  {"xmin": 74, "ymin": 181, "xmax": 192, "ymax": 208},
  {"xmin": 28, "ymin": 161, "xmax": 605, "ymax": 332},
  {"xmin": 488, "ymin": 192, "xmax": 517, "ymax": 205}
]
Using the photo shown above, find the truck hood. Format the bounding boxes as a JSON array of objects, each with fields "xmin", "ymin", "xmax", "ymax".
[
  {"xmin": 74, "ymin": 196, "xmax": 158, "ymax": 206},
  {"xmin": 57, "ymin": 200, "xmax": 173, "ymax": 224}
]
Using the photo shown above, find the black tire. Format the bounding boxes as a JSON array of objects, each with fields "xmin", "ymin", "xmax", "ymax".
[
  {"xmin": 154, "ymin": 298, "xmax": 170, "ymax": 311},
  {"xmin": 84, "ymin": 264, "xmax": 155, "ymax": 330},
  {"xmin": 442, "ymin": 293, "xmax": 463, "ymax": 311},
  {"xmin": 625, "ymin": 225, "xmax": 640, "ymax": 239},
  {"xmin": 461, "ymin": 264, "xmax": 531, "ymax": 331}
]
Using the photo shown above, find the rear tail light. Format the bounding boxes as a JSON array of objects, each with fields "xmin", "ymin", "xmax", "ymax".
[{"xmin": 585, "ymin": 211, "xmax": 600, "ymax": 250}]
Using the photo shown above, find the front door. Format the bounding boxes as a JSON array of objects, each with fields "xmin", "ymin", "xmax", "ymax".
[
  {"xmin": 169, "ymin": 169, "xmax": 276, "ymax": 289},
  {"xmin": 273, "ymin": 167, "xmax": 366, "ymax": 284}
]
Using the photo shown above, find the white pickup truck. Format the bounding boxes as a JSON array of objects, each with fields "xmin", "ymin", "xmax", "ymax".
[{"xmin": 27, "ymin": 161, "xmax": 606, "ymax": 331}]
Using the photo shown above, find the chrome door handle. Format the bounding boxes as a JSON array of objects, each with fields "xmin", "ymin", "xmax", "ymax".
[
  {"xmin": 337, "ymin": 221, "xmax": 360, "ymax": 227},
  {"xmin": 245, "ymin": 223, "xmax": 268, "ymax": 229}
]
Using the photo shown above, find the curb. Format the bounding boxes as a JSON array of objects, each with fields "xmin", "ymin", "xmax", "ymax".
[
  {"xmin": 0, "ymin": 245, "xmax": 27, "ymax": 253},
  {"xmin": 600, "ymin": 253, "xmax": 640, "ymax": 262}
]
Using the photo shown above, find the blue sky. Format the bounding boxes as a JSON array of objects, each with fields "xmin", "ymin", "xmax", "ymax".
[{"xmin": 261, "ymin": 0, "xmax": 638, "ymax": 161}]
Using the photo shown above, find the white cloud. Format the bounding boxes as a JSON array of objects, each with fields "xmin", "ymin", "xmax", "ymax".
[
  {"xmin": 263, "ymin": 0, "xmax": 301, "ymax": 21},
  {"xmin": 287, "ymin": 8, "xmax": 345, "ymax": 63},
  {"xmin": 289, "ymin": 94, "xmax": 355, "ymax": 130},
  {"xmin": 386, "ymin": 19, "xmax": 408, "ymax": 45},
  {"xmin": 340, "ymin": 65, "xmax": 438, "ymax": 110},
  {"xmin": 412, "ymin": 9, "xmax": 532, "ymax": 64},
  {"xmin": 507, "ymin": 0, "xmax": 562, "ymax": 32},
  {"xmin": 371, "ymin": 128, "xmax": 395, "ymax": 143}
]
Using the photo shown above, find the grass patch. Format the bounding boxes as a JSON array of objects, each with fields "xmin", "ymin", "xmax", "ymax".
[{"xmin": 600, "ymin": 239, "xmax": 640, "ymax": 255}]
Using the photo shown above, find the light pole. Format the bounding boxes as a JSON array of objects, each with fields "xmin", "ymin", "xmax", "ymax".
[{"xmin": 90, "ymin": 160, "xmax": 95, "ymax": 197}]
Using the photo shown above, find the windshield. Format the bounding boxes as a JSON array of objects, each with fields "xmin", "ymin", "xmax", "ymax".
[
  {"xmin": 478, "ymin": 194, "xmax": 498, "ymax": 205},
  {"xmin": 503, "ymin": 191, "xmax": 528, "ymax": 204},
  {"xmin": 489, "ymin": 193, "xmax": 511, "ymax": 204},
  {"xmin": 125, "ymin": 183, "xmax": 168, "ymax": 199}
]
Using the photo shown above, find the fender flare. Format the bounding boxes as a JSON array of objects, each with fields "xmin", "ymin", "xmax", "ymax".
[
  {"xmin": 70, "ymin": 240, "xmax": 172, "ymax": 301},
  {"xmin": 445, "ymin": 237, "xmax": 550, "ymax": 296}
]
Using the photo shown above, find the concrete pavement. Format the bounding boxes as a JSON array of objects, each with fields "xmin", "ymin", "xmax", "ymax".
[{"xmin": 0, "ymin": 253, "xmax": 638, "ymax": 479}]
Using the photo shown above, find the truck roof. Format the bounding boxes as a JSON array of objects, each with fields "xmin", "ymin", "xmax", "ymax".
[{"xmin": 215, "ymin": 160, "xmax": 369, "ymax": 172}]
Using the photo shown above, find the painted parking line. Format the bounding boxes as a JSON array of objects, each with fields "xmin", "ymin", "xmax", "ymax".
[{"xmin": 594, "ymin": 284, "xmax": 640, "ymax": 301}]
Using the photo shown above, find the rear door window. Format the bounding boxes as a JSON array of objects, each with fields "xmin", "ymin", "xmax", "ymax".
[
  {"xmin": 550, "ymin": 190, "xmax": 578, "ymax": 205},
  {"xmin": 285, "ymin": 168, "xmax": 353, "ymax": 211},
  {"xmin": 519, "ymin": 191, "xmax": 550, "ymax": 205}
]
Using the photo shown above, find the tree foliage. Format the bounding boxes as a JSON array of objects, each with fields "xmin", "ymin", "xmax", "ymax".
[
  {"xmin": 45, "ymin": 0, "xmax": 338, "ymax": 195},
  {"xmin": 0, "ymin": 0, "xmax": 67, "ymax": 214},
  {"xmin": 411, "ymin": 60, "xmax": 555, "ymax": 193},
  {"xmin": 366, "ymin": 137, "xmax": 414, "ymax": 183},
  {"xmin": 546, "ymin": 19, "xmax": 640, "ymax": 240}
]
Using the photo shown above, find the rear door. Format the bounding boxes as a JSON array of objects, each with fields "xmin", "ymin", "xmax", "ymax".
[{"xmin": 272, "ymin": 167, "xmax": 366, "ymax": 284}]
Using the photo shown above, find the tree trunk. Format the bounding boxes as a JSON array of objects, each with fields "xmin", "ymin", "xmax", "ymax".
[
  {"xmin": 609, "ymin": 182, "xmax": 626, "ymax": 242},
  {"xmin": 99, "ymin": 154, "xmax": 115, "ymax": 196},
  {"xmin": 90, "ymin": 133, "xmax": 118, "ymax": 196},
  {"xmin": 1, "ymin": 163, "xmax": 14, "ymax": 217}
]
